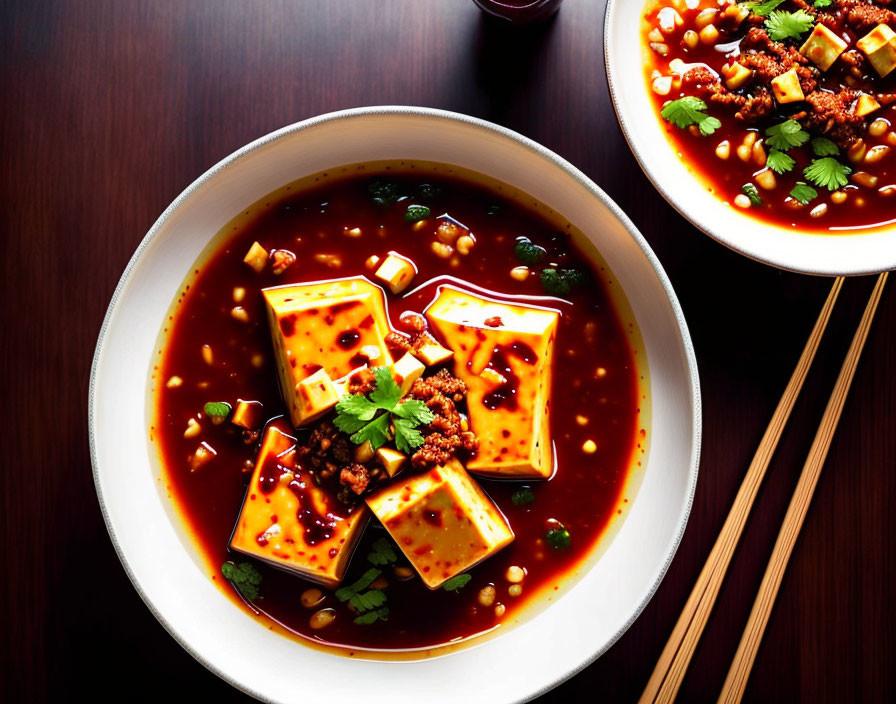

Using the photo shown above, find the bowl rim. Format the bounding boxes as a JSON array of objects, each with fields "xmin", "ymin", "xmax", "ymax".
[
  {"xmin": 88, "ymin": 105, "xmax": 701, "ymax": 703},
  {"xmin": 603, "ymin": 0, "xmax": 896, "ymax": 277}
]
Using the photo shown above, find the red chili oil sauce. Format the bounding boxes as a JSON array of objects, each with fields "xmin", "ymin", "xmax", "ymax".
[{"xmin": 153, "ymin": 171, "xmax": 642, "ymax": 651}]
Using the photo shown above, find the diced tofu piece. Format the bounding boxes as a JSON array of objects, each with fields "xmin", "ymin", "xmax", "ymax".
[
  {"xmin": 366, "ymin": 459, "xmax": 513, "ymax": 589},
  {"xmin": 295, "ymin": 369, "xmax": 340, "ymax": 424},
  {"xmin": 391, "ymin": 352, "xmax": 425, "ymax": 395},
  {"xmin": 243, "ymin": 241, "xmax": 268, "ymax": 273},
  {"xmin": 231, "ymin": 423, "xmax": 369, "ymax": 588},
  {"xmin": 374, "ymin": 253, "xmax": 416, "ymax": 294},
  {"xmin": 231, "ymin": 399, "xmax": 264, "ymax": 429},
  {"xmin": 799, "ymin": 24, "xmax": 848, "ymax": 71},
  {"xmin": 771, "ymin": 68, "xmax": 805, "ymax": 104},
  {"xmin": 426, "ymin": 286, "xmax": 558, "ymax": 478},
  {"xmin": 414, "ymin": 338, "xmax": 453, "ymax": 366},
  {"xmin": 722, "ymin": 61, "xmax": 753, "ymax": 90},
  {"xmin": 376, "ymin": 447, "xmax": 407, "ymax": 477},
  {"xmin": 262, "ymin": 278, "xmax": 393, "ymax": 427},
  {"xmin": 856, "ymin": 24, "xmax": 896, "ymax": 77},
  {"xmin": 855, "ymin": 94, "xmax": 881, "ymax": 117}
]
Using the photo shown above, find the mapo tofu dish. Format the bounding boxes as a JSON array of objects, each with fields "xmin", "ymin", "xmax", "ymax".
[
  {"xmin": 152, "ymin": 166, "xmax": 644, "ymax": 652},
  {"xmin": 643, "ymin": 0, "xmax": 896, "ymax": 231}
]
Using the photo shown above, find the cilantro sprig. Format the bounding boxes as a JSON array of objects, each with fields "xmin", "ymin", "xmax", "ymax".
[
  {"xmin": 765, "ymin": 10, "xmax": 814, "ymax": 41},
  {"xmin": 511, "ymin": 487, "xmax": 536, "ymax": 507},
  {"xmin": 545, "ymin": 524, "xmax": 571, "ymax": 550},
  {"xmin": 515, "ymin": 237, "xmax": 546, "ymax": 265},
  {"xmin": 335, "ymin": 568, "xmax": 390, "ymax": 625},
  {"xmin": 334, "ymin": 367, "xmax": 434, "ymax": 454},
  {"xmin": 804, "ymin": 157, "xmax": 851, "ymax": 191},
  {"xmin": 742, "ymin": 183, "xmax": 763, "ymax": 207},
  {"xmin": 222, "ymin": 560, "xmax": 262, "ymax": 601},
  {"xmin": 661, "ymin": 96, "xmax": 722, "ymax": 136}
]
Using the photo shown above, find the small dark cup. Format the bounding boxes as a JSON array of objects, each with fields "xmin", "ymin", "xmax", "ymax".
[{"xmin": 472, "ymin": 0, "xmax": 564, "ymax": 24}]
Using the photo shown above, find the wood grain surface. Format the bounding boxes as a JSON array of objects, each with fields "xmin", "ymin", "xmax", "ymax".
[{"xmin": 2, "ymin": 1, "xmax": 893, "ymax": 702}]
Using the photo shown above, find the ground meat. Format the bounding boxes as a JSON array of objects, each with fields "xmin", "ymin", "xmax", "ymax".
[
  {"xmin": 846, "ymin": 2, "xmax": 896, "ymax": 31},
  {"xmin": 298, "ymin": 420, "xmax": 384, "ymax": 503},
  {"xmin": 735, "ymin": 88, "xmax": 775, "ymax": 122},
  {"xmin": 396, "ymin": 311, "xmax": 427, "ymax": 334},
  {"xmin": 682, "ymin": 67, "xmax": 724, "ymax": 98},
  {"xmin": 803, "ymin": 89, "xmax": 865, "ymax": 147},
  {"xmin": 407, "ymin": 369, "xmax": 479, "ymax": 469},
  {"xmin": 345, "ymin": 367, "xmax": 376, "ymax": 395},
  {"xmin": 386, "ymin": 329, "xmax": 446, "ymax": 362},
  {"xmin": 339, "ymin": 464, "xmax": 371, "ymax": 496}
]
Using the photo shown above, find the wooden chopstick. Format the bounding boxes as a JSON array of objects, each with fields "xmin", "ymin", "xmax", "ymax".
[
  {"xmin": 639, "ymin": 276, "xmax": 845, "ymax": 704},
  {"xmin": 718, "ymin": 271, "xmax": 889, "ymax": 704}
]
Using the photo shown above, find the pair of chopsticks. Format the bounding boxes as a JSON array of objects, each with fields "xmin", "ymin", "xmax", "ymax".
[{"xmin": 640, "ymin": 271, "xmax": 889, "ymax": 704}]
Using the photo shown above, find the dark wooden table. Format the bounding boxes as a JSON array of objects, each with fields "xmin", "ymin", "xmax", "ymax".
[{"xmin": 2, "ymin": 1, "xmax": 894, "ymax": 702}]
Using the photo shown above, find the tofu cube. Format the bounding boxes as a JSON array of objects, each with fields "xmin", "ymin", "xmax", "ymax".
[
  {"xmin": 295, "ymin": 369, "xmax": 340, "ymax": 424},
  {"xmin": 855, "ymin": 94, "xmax": 881, "ymax": 118},
  {"xmin": 243, "ymin": 241, "xmax": 268, "ymax": 273},
  {"xmin": 263, "ymin": 278, "xmax": 393, "ymax": 427},
  {"xmin": 426, "ymin": 286, "xmax": 558, "ymax": 479},
  {"xmin": 856, "ymin": 24, "xmax": 896, "ymax": 77},
  {"xmin": 231, "ymin": 399, "xmax": 264, "ymax": 430},
  {"xmin": 771, "ymin": 68, "xmax": 805, "ymax": 104},
  {"xmin": 366, "ymin": 459, "xmax": 514, "ymax": 589},
  {"xmin": 375, "ymin": 446, "xmax": 407, "ymax": 477},
  {"xmin": 414, "ymin": 338, "xmax": 454, "ymax": 366},
  {"xmin": 722, "ymin": 61, "xmax": 753, "ymax": 90},
  {"xmin": 374, "ymin": 253, "xmax": 416, "ymax": 294},
  {"xmin": 230, "ymin": 423, "xmax": 369, "ymax": 587},
  {"xmin": 391, "ymin": 352, "xmax": 425, "ymax": 395},
  {"xmin": 799, "ymin": 24, "xmax": 848, "ymax": 71}
]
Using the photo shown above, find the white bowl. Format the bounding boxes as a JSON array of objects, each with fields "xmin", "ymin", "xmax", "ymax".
[
  {"xmin": 89, "ymin": 107, "xmax": 700, "ymax": 703},
  {"xmin": 605, "ymin": 1, "xmax": 896, "ymax": 276}
]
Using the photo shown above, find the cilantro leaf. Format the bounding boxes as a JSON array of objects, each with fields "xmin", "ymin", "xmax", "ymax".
[
  {"xmin": 353, "ymin": 607, "xmax": 389, "ymax": 625},
  {"xmin": 336, "ymin": 394, "xmax": 379, "ymax": 432},
  {"xmin": 765, "ymin": 10, "xmax": 814, "ymax": 41},
  {"xmin": 349, "ymin": 412, "xmax": 392, "ymax": 450},
  {"xmin": 742, "ymin": 0, "xmax": 787, "ymax": 16},
  {"xmin": 221, "ymin": 560, "xmax": 262, "ymax": 601},
  {"xmin": 203, "ymin": 401, "xmax": 232, "ymax": 423},
  {"xmin": 368, "ymin": 366, "xmax": 402, "ymax": 410},
  {"xmin": 404, "ymin": 204, "xmax": 431, "ymax": 223},
  {"xmin": 367, "ymin": 538, "xmax": 398, "ymax": 566},
  {"xmin": 392, "ymin": 399, "xmax": 434, "ymax": 425},
  {"xmin": 540, "ymin": 269, "xmax": 569, "ymax": 296},
  {"xmin": 442, "ymin": 573, "xmax": 472, "ymax": 591},
  {"xmin": 766, "ymin": 148, "xmax": 796, "ymax": 174},
  {"xmin": 765, "ymin": 120, "xmax": 810, "ymax": 151},
  {"xmin": 350, "ymin": 589, "xmax": 387, "ymax": 613},
  {"xmin": 811, "ymin": 137, "xmax": 839, "ymax": 157},
  {"xmin": 789, "ymin": 182, "xmax": 819, "ymax": 205},
  {"xmin": 393, "ymin": 418, "xmax": 424, "ymax": 454},
  {"xmin": 661, "ymin": 96, "xmax": 721, "ymax": 136},
  {"xmin": 545, "ymin": 526, "xmax": 571, "ymax": 550},
  {"xmin": 742, "ymin": 183, "xmax": 763, "ymax": 207},
  {"xmin": 515, "ymin": 237, "xmax": 546, "ymax": 265},
  {"xmin": 814, "ymin": 1, "xmax": 832, "ymax": 8},
  {"xmin": 511, "ymin": 488, "xmax": 536, "ymax": 506},
  {"xmin": 335, "ymin": 568, "xmax": 382, "ymax": 602},
  {"xmin": 804, "ymin": 157, "xmax": 851, "ymax": 190}
]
